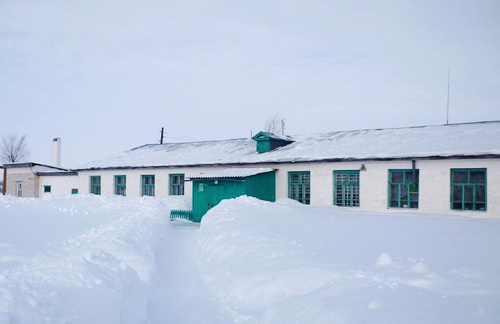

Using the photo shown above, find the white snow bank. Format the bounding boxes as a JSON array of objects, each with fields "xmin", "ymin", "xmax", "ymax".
[
  {"xmin": 0, "ymin": 195, "xmax": 173, "ymax": 324},
  {"xmin": 197, "ymin": 196, "xmax": 500, "ymax": 323}
]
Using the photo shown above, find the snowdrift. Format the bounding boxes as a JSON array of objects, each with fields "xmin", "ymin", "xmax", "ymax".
[
  {"xmin": 0, "ymin": 195, "xmax": 181, "ymax": 323},
  {"xmin": 1, "ymin": 194, "xmax": 499, "ymax": 323},
  {"xmin": 197, "ymin": 196, "xmax": 500, "ymax": 323}
]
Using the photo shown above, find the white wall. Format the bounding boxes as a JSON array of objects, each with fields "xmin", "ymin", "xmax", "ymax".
[
  {"xmin": 40, "ymin": 175, "xmax": 79, "ymax": 197},
  {"xmin": 39, "ymin": 158, "xmax": 500, "ymax": 218},
  {"xmin": 272, "ymin": 159, "xmax": 500, "ymax": 218}
]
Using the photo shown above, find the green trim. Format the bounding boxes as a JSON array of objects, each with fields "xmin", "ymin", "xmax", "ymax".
[
  {"xmin": 43, "ymin": 185, "xmax": 51, "ymax": 193},
  {"xmin": 169, "ymin": 174, "xmax": 185, "ymax": 195},
  {"xmin": 288, "ymin": 171, "xmax": 310, "ymax": 204},
  {"xmin": 71, "ymin": 188, "xmax": 78, "ymax": 195},
  {"xmin": 90, "ymin": 176, "xmax": 101, "ymax": 195},
  {"xmin": 388, "ymin": 169, "xmax": 419, "ymax": 208},
  {"xmin": 114, "ymin": 175, "xmax": 126, "ymax": 196},
  {"xmin": 333, "ymin": 170, "xmax": 360, "ymax": 207},
  {"xmin": 141, "ymin": 175, "xmax": 155, "ymax": 196},
  {"xmin": 252, "ymin": 131, "xmax": 294, "ymax": 153},
  {"xmin": 450, "ymin": 168, "xmax": 487, "ymax": 211}
]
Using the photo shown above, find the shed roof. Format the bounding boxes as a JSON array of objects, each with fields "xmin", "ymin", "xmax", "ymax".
[
  {"xmin": 77, "ymin": 121, "xmax": 500, "ymax": 170},
  {"xmin": 189, "ymin": 168, "xmax": 275, "ymax": 179}
]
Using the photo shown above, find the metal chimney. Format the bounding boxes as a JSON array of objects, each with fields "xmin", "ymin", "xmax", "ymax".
[{"xmin": 52, "ymin": 138, "xmax": 61, "ymax": 167}]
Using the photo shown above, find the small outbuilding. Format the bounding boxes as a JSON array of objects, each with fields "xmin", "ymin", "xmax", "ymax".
[{"xmin": 171, "ymin": 168, "xmax": 276, "ymax": 222}]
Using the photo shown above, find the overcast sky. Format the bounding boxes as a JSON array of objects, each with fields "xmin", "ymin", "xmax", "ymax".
[{"xmin": 1, "ymin": 0, "xmax": 499, "ymax": 168}]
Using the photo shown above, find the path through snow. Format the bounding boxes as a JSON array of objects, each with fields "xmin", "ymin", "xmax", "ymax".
[{"xmin": 146, "ymin": 221, "xmax": 230, "ymax": 323}]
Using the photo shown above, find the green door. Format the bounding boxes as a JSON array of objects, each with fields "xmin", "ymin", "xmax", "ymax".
[{"xmin": 192, "ymin": 180, "xmax": 245, "ymax": 222}]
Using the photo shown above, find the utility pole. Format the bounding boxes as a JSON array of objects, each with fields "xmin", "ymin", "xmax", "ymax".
[
  {"xmin": 160, "ymin": 127, "xmax": 164, "ymax": 144},
  {"xmin": 446, "ymin": 67, "xmax": 450, "ymax": 125}
]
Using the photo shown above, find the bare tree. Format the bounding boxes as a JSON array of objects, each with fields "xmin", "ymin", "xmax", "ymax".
[
  {"xmin": 1, "ymin": 134, "xmax": 30, "ymax": 163},
  {"xmin": 264, "ymin": 114, "xmax": 285, "ymax": 135}
]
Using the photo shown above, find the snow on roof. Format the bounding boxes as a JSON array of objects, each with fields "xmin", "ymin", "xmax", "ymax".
[
  {"xmin": 189, "ymin": 168, "xmax": 275, "ymax": 179},
  {"xmin": 77, "ymin": 121, "xmax": 500, "ymax": 170}
]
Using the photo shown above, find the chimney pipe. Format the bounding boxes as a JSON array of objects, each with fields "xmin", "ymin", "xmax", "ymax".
[{"xmin": 52, "ymin": 138, "xmax": 61, "ymax": 167}]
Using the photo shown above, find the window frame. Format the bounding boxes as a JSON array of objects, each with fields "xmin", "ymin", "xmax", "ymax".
[
  {"xmin": 71, "ymin": 188, "xmax": 78, "ymax": 195},
  {"xmin": 90, "ymin": 176, "xmax": 101, "ymax": 195},
  {"xmin": 141, "ymin": 174, "xmax": 155, "ymax": 197},
  {"xmin": 388, "ymin": 169, "xmax": 419, "ymax": 209},
  {"xmin": 450, "ymin": 168, "xmax": 487, "ymax": 211},
  {"xmin": 114, "ymin": 175, "xmax": 126, "ymax": 196},
  {"xmin": 288, "ymin": 171, "xmax": 311, "ymax": 204},
  {"xmin": 43, "ymin": 185, "xmax": 52, "ymax": 193},
  {"xmin": 333, "ymin": 170, "xmax": 360, "ymax": 207},
  {"xmin": 169, "ymin": 173, "xmax": 185, "ymax": 195}
]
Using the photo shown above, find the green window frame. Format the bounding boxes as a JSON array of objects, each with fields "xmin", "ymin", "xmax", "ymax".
[
  {"xmin": 43, "ymin": 185, "xmax": 51, "ymax": 193},
  {"xmin": 169, "ymin": 174, "xmax": 185, "ymax": 195},
  {"xmin": 141, "ymin": 175, "xmax": 155, "ymax": 196},
  {"xmin": 288, "ymin": 171, "xmax": 310, "ymax": 204},
  {"xmin": 334, "ymin": 170, "xmax": 360, "ymax": 207},
  {"xmin": 388, "ymin": 169, "xmax": 419, "ymax": 208},
  {"xmin": 114, "ymin": 175, "xmax": 126, "ymax": 196},
  {"xmin": 451, "ymin": 168, "xmax": 487, "ymax": 211},
  {"xmin": 90, "ymin": 176, "xmax": 101, "ymax": 195},
  {"xmin": 71, "ymin": 188, "xmax": 78, "ymax": 195}
]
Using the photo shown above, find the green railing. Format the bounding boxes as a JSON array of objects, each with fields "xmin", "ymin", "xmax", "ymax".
[{"xmin": 170, "ymin": 209, "xmax": 193, "ymax": 221}]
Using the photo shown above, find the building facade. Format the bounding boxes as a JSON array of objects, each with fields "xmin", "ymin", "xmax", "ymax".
[{"xmin": 3, "ymin": 122, "xmax": 500, "ymax": 218}]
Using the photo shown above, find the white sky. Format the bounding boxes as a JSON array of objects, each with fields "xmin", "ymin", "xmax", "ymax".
[{"xmin": 1, "ymin": 0, "xmax": 499, "ymax": 168}]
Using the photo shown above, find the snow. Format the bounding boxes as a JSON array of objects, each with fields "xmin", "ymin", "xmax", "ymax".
[
  {"xmin": 1, "ymin": 195, "xmax": 500, "ymax": 323},
  {"xmin": 78, "ymin": 121, "xmax": 500, "ymax": 169},
  {"xmin": 189, "ymin": 168, "xmax": 274, "ymax": 179}
]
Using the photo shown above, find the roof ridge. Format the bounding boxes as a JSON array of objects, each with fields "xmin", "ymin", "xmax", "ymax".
[{"xmin": 294, "ymin": 120, "xmax": 500, "ymax": 137}]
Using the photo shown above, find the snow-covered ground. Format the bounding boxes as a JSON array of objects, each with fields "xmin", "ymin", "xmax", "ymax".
[{"xmin": 1, "ymin": 195, "xmax": 499, "ymax": 323}]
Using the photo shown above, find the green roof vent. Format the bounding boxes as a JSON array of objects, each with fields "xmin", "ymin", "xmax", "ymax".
[{"xmin": 252, "ymin": 131, "xmax": 294, "ymax": 153}]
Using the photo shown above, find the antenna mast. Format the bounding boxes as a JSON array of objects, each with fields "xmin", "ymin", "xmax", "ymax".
[
  {"xmin": 446, "ymin": 67, "xmax": 450, "ymax": 125},
  {"xmin": 160, "ymin": 127, "xmax": 164, "ymax": 144}
]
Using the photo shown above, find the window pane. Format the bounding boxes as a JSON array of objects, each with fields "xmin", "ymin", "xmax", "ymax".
[
  {"xmin": 336, "ymin": 174, "xmax": 346, "ymax": 184},
  {"xmin": 302, "ymin": 173, "xmax": 310, "ymax": 183},
  {"xmin": 452, "ymin": 170, "xmax": 468, "ymax": 183},
  {"xmin": 464, "ymin": 185, "xmax": 473, "ymax": 201},
  {"xmin": 391, "ymin": 171, "xmax": 403, "ymax": 183},
  {"xmin": 405, "ymin": 171, "xmax": 414, "ymax": 184},
  {"xmin": 390, "ymin": 185, "xmax": 399, "ymax": 200},
  {"xmin": 475, "ymin": 203, "xmax": 486, "ymax": 211},
  {"xmin": 452, "ymin": 185, "xmax": 462, "ymax": 201},
  {"xmin": 470, "ymin": 171, "xmax": 485, "ymax": 184},
  {"xmin": 349, "ymin": 174, "xmax": 359, "ymax": 183},
  {"xmin": 475, "ymin": 185, "xmax": 486, "ymax": 202}
]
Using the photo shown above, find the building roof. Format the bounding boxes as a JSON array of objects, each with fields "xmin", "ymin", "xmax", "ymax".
[
  {"xmin": 189, "ymin": 168, "xmax": 275, "ymax": 179},
  {"xmin": 77, "ymin": 121, "xmax": 500, "ymax": 170}
]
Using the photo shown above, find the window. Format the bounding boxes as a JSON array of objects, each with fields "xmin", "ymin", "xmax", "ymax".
[
  {"xmin": 169, "ymin": 174, "xmax": 185, "ymax": 195},
  {"xmin": 43, "ymin": 185, "xmax": 51, "ymax": 193},
  {"xmin": 114, "ymin": 175, "xmax": 126, "ymax": 196},
  {"xmin": 288, "ymin": 171, "xmax": 310, "ymax": 204},
  {"xmin": 451, "ymin": 169, "xmax": 486, "ymax": 211},
  {"xmin": 71, "ymin": 188, "xmax": 78, "ymax": 195},
  {"xmin": 388, "ymin": 169, "xmax": 419, "ymax": 208},
  {"xmin": 16, "ymin": 182, "xmax": 22, "ymax": 197},
  {"xmin": 142, "ymin": 175, "xmax": 155, "ymax": 196},
  {"xmin": 90, "ymin": 176, "xmax": 101, "ymax": 195},
  {"xmin": 334, "ymin": 171, "xmax": 360, "ymax": 207}
]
